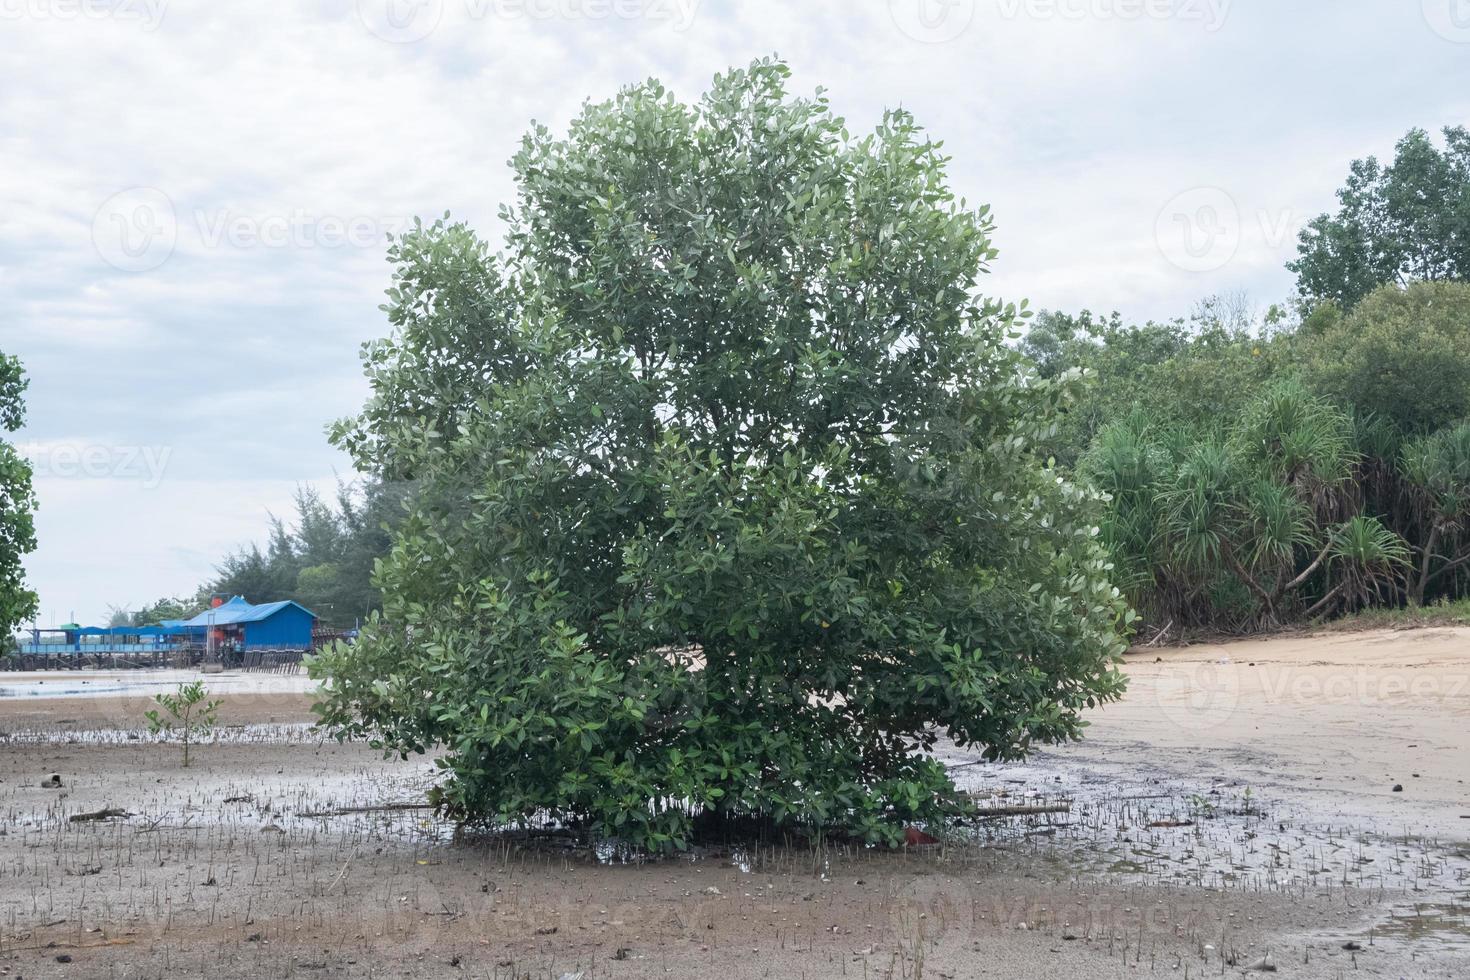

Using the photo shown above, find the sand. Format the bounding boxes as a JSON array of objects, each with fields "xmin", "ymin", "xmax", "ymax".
[
  {"xmin": 1067, "ymin": 627, "xmax": 1470, "ymax": 837},
  {"xmin": 1, "ymin": 626, "xmax": 1467, "ymax": 978}
]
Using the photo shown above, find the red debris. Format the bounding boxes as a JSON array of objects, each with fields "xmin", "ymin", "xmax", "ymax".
[{"xmin": 903, "ymin": 826, "xmax": 939, "ymax": 846}]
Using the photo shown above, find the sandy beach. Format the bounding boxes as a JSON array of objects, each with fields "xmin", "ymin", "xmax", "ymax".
[{"xmin": 1, "ymin": 626, "xmax": 1466, "ymax": 978}]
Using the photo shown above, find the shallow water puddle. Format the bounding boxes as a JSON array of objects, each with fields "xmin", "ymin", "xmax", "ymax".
[
  {"xmin": 0, "ymin": 669, "xmax": 317, "ymax": 700},
  {"xmin": 944, "ymin": 750, "xmax": 1470, "ymax": 951},
  {"xmin": 1371, "ymin": 898, "xmax": 1470, "ymax": 943}
]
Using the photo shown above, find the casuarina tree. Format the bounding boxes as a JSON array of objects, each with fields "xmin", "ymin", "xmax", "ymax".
[{"xmin": 313, "ymin": 59, "xmax": 1128, "ymax": 849}]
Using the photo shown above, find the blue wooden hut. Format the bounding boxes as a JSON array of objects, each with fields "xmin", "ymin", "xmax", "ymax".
[{"xmin": 180, "ymin": 596, "xmax": 316, "ymax": 650}]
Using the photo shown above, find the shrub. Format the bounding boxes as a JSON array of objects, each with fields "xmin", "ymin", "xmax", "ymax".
[
  {"xmin": 1084, "ymin": 383, "xmax": 1409, "ymax": 631},
  {"xmin": 311, "ymin": 60, "xmax": 1128, "ymax": 850},
  {"xmin": 1400, "ymin": 421, "xmax": 1470, "ymax": 604}
]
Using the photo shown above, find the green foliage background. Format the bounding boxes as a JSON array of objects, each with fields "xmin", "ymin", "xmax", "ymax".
[
  {"xmin": 1038, "ymin": 281, "xmax": 1470, "ymax": 635},
  {"xmin": 1016, "ymin": 126, "xmax": 1470, "ymax": 638}
]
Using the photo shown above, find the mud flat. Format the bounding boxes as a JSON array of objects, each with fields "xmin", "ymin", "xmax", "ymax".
[{"xmin": 1, "ymin": 629, "xmax": 1467, "ymax": 978}]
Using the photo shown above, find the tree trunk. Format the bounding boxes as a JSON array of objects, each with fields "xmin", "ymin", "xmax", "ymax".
[
  {"xmin": 1305, "ymin": 583, "xmax": 1345, "ymax": 620},
  {"xmin": 1413, "ymin": 524, "xmax": 1441, "ymax": 606},
  {"xmin": 1275, "ymin": 534, "xmax": 1336, "ymax": 601},
  {"xmin": 1223, "ymin": 545, "xmax": 1275, "ymax": 619}
]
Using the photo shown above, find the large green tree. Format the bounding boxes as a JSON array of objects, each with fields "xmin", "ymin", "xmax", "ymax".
[
  {"xmin": 313, "ymin": 60, "xmax": 1128, "ymax": 848},
  {"xmin": 1290, "ymin": 127, "xmax": 1470, "ymax": 310},
  {"xmin": 0, "ymin": 350, "xmax": 38, "ymax": 640}
]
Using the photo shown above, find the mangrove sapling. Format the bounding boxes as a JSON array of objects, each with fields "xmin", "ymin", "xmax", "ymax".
[{"xmin": 145, "ymin": 681, "xmax": 223, "ymax": 767}]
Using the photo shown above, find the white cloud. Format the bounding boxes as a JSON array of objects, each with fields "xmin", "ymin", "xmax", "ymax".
[{"xmin": 5, "ymin": 0, "xmax": 1469, "ymax": 623}]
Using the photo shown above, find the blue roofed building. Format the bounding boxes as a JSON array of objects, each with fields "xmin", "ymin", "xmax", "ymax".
[
  {"xmin": 13, "ymin": 596, "xmax": 318, "ymax": 663},
  {"xmin": 180, "ymin": 596, "xmax": 317, "ymax": 650}
]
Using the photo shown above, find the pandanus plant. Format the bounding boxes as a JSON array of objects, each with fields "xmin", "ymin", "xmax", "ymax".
[
  {"xmin": 1401, "ymin": 421, "xmax": 1470, "ymax": 605},
  {"xmin": 1310, "ymin": 515, "xmax": 1412, "ymax": 617},
  {"xmin": 1088, "ymin": 382, "xmax": 1415, "ymax": 632}
]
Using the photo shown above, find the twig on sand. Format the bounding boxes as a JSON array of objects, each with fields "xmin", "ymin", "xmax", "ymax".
[
  {"xmin": 944, "ymin": 760, "xmax": 987, "ymax": 772},
  {"xmin": 1144, "ymin": 620, "xmax": 1174, "ymax": 647},
  {"xmin": 329, "ymin": 847, "xmax": 358, "ymax": 894},
  {"xmin": 298, "ymin": 802, "xmax": 433, "ymax": 818},
  {"xmin": 69, "ymin": 807, "xmax": 133, "ymax": 823},
  {"xmin": 5, "ymin": 938, "xmax": 135, "ymax": 952},
  {"xmin": 135, "ymin": 813, "xmax": 194, "ymax": 833},
  {"xmin": 972, "ymin": 803, "xmax": 1072, "ymax": 818}
]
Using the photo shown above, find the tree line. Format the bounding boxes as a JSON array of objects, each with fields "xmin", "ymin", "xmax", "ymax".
[
  {"xmin": 111, "ymin": 479, "xmax": 410, "ymax": 630},
  {"xmin": 1026, "ymin": 125, "xmax": 1470, "ymax": 638}
]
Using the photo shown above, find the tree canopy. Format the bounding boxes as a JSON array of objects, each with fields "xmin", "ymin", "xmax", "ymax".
[
  {"xmin": 1290, "ymin": 127, "xmax": 1470, "ymax": 310},
  {"xmin": 312, "ymin": 59, "xmax": 1128, "ymax": 848},
  {"xmin": 1297, "ymin": 281, "xmax": 1470, "ymax": 434}
]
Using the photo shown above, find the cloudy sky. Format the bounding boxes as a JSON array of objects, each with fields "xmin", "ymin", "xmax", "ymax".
[{"xmin": 4, "ymin": 0, "xmax": 1469, "ymax": 627}]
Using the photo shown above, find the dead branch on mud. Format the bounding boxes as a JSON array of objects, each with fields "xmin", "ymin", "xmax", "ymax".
[
  {"xmin": 68, "ymin": 807, "xmax": 133, "ymax": 823},
  {"xmin": 971, "ymin": 803, "xmax": 1072, "ymax": 818},
  {"xmin": 297, "ymin": 802, "xmax": 434, "ymax": 818}
]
